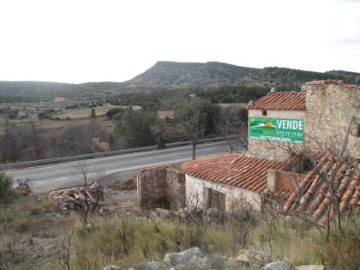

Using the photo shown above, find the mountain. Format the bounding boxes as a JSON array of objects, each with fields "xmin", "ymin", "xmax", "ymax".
[
  {"xmin": 122, "ymin": 61, "xmax": 257, "ymax": 90},
  {"xmin": 0, "ymin": 62, "xmax": 359, "ymax": 100},
  {"xmin": 122, "ymin": 62, "xmax": 360, "ymax": 90},
  {"xmin": 239, "ymin": 67, "xmax": 360, "ymax": 89}
]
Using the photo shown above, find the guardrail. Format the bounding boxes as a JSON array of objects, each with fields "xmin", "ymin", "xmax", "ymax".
[{"xmin": 0, "ymin": 136, "xmax": 229, "ymax": 170}]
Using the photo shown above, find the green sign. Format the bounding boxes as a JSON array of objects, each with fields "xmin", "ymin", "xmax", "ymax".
[{"xmin": 249, "ymin": 117, "xmax": 304, "ymax": 143}]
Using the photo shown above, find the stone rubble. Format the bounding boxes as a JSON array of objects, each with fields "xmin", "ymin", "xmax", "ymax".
[{"xmin": 103, "ymin": 247, "xmax": 325, "ymax": 270}]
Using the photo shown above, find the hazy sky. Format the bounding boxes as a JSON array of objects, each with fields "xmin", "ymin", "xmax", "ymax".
[{"xmin": 1, "ymin": 0, "xmax": 359, "ymax": 83}]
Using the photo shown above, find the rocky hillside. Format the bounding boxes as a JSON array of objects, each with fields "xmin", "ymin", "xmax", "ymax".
[
  {"xmin": 122, "ymin": 61, "xmax": 257, "ymax": 90},
  {"xmin": 1, "ymin": 61, "xmax": 359, "ymax": 100},
  {"xmin": 239, "ymin": 67, "xmax": 360, "ymax": 89}
]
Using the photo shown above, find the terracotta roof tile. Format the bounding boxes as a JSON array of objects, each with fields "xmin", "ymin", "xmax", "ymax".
[
  {"xmin": 282, "ymin": 153, "xmax": 360, "ymax": 226},
  {"xmin": 181, "ymin": 153, "xmax": 293, "ymax": 193},
  {"xmin": 249, "ymin": 91, "xmax": 306, "ymax": 111}
]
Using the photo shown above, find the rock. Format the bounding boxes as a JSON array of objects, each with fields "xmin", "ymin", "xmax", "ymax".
[
  {"xmin": 224, "ymin": 257, "xmax": 241, "ymax": 270},
  {"xmin": 174, "ymin": 208, "xmax": 187, "ymax": 221},
  {"xmin": 155, "ymin": 208, "xmax": 171, "ymax": 219},
  {"xmin": 44, "ymin": 245, "xmax": 56, "ymax": 251},
  {"xmin": 249, "ymin": 249, "xmax": 271, "ymax": 266},
  {"xmin": 149, "ymin": 211, "xmax": 158, "ymax": 220},
  {"xmin": 235, "ymin": 249, "xmax": 251, "ymax": 264},
  {"xmin": 294, "ymin": 266, "xmax": 325, "ymax": 270},
  {"xmin": 103, "ymin": 265, "xmax": 121, "ymax": 270},
  {"xmin": 264, "ymin": 261, "xmax": 290, "ymax": 270},
  {"xmin": 235, "ymin": 249, "xmax": 270, "ymax": 266},
  {"xmin": 137, "ymin": 261, "xmax": 167, "ymax": 270},
  {"xmin": 163, "ymin": 247, "xmax": 212, "ymax": 269}
]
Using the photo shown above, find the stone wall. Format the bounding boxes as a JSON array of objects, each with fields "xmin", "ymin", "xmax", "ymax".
[
  {"xmin": 185, "ymin": 175, "xmax": 261, "ymax": 211},
  {"xmin": 137, "ymin": 166, "xmax": 185, "ymax": 209},
  {"xmin": 165, "ymin": 168, "xmax": 186, "ymax": 209},
  {"xmin": 248, "ymin": 109, "xmax": 306, "ymax": 161},
  {"xmin": 248, "ymin": 83, "xmax": 360, "ymax": 159},
  {"xmin": 303, "ymin": 83, "xmax": 360, "ymax": 157}
]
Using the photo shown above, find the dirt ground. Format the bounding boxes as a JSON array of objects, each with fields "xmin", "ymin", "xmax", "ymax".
[{"xmin": 0, "ymin": 185, "xmax": 138, "ymax": 270}]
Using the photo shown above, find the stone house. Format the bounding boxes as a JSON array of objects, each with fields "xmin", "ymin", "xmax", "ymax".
[
  {"xmin": 180, "ymin": 153, "xmax": 299, "ymax": 211},
  {"xmin": 138, "ymin": 80, "xmax": 360, "ymax": 220},
  {"xmin": 248, "ymin": 80, "xmax": 360, "ymax": 160}
]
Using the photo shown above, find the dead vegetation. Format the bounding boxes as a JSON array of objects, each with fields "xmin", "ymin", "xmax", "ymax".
[
  {"xmin": 1, "ymin": 177, "xmax": 360, "ymax": 269},
  {"xmin": 48, "ymin": 182, "xmax": 105, "ymax": 214}
]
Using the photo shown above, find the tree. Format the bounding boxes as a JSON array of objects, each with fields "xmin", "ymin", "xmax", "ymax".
[
  {"xmin": 113, "ymin": 108, "xmax": 157, "ymax": 148},
  {"xmin": 276, "ymin": 129, "xmax": 359, "ymax": 242},
  {"xmin": 90, "ymin": 108, "xmax": 96, "ymax": 119},
  {"xmin": 162, "ymin": 99, "xmax": 220, "ymax": 160},
  {"xmin": 56, "ymin": 120, "xmax": 107, "ymax": 156},
  {"xmin": 216, "ymin": 106, "xmax": 248, "ymax": 152},
  {"xmin": 106, "ymin": 107, "xmax": 124, "ymax": 119},
  {"xmin": 0, "ymin": 172, "xmax": 13, "ymax": 201},
  {"xmin": 0, "ymin": 119, "xmax": 22, "ymax": 162}
]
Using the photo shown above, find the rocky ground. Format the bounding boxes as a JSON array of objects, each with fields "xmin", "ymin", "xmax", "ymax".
[
  {"xmin": 0, "ymin": 184, "xmax": 138, "ymax": 270},
  {"xmin": 105, "ymin": 246, "xmax": 325, "ymax": 270}
]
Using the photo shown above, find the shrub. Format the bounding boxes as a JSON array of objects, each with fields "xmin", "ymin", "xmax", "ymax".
[
  {"xmin": 26, "ymin": 202, "xmax": 42, "ymax": 215},
  {"xmin": 0, "ymin": 172, "xmax": 13, "ymax": 199},
  {"xmin": 107, "ymin": 176, "xmax": 137, "ymax": 190},
  {"xmin": 106, "ymin": 107, "xmax": 123, "ymax": 119},
  {"xmin": 14, "ymin": 218, "xmax": 31, "ymax": 233}
]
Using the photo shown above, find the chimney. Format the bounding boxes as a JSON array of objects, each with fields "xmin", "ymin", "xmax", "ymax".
[
  {"xmin": 248, "ymin": 100, "xmax": 253, "ymax": 106},
  {"xmin": 267, "ymin": 169, "xmax": 278, "ymax": 191},
  {"xmin": 270, "ymin": 87, "xmax": 276, "ymax": 92}
]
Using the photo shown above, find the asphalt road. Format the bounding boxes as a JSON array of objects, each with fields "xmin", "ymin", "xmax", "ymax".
[{"xmin": 6, "ymin": 141, "xmax": 230, "ymax": 193}]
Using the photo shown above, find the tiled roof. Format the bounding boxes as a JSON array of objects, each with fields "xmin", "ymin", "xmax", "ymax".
[
  {"xmin": 282, "ymin": 153, "xmax": 360, "ymax": 226},
  {"xmin": 181, "ymin": 153, "xmax": 293, "ymax": 193},
  {"xmin": 249, "ymin": 91, "xmax": 306, "ymax": 111}
]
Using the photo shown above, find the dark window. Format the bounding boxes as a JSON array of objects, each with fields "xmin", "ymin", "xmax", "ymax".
[
  {"xmin": 208, "ymin": 188, "xmax": 225, "ymax": 211},
  {"xmin": 262, "ymin": 110, "xmax": 267, "ymax": 116}
]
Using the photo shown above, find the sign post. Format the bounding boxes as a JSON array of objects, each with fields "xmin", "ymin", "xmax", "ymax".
[{"xmin": 249, "ymin": 117, "xmax": 304, "ymax": 143}]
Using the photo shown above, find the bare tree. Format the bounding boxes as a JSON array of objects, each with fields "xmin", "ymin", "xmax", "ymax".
[
  {"xmin": 75, "ymin": 161, "xmax": 91, "ymax": 224},
  {"xmin": 216, "ymin": 106, "xmax": 248, "ymax": 153},
  {"xmin": 271, "ymin": 130, "xmax": 360, "ymax": 241},
  {"xmin": 156, "ymin": 98, "xmax": 219, "ymax": 160}
]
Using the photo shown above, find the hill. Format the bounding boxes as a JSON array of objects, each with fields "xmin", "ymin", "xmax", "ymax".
[
  {"xmin": 122, "ymin": 61, "xmax": 257, "ymax": 90},
  {"xmin": 0, "ymin": 62, "xmax": 359, "ymax": 100}
]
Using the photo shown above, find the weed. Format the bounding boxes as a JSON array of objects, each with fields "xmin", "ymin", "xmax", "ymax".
[
  {"xmin": 0, "ymin": 172, "xmax": 13, "ymax": 201},
  {"xmin": 108, "ymin": 176, "xmax": 137, "ymax": 190},
  {"xmin": 14, "ymin": 218, "xmax": 30, "ymax": 233},
  {"xmin": 26, "ymin": 202, "xmax": 42, "ymax": 215}
]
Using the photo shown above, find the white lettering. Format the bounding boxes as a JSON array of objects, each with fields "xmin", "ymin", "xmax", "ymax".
[
  {"xmin": 276, "ymin": 119, "xmax": 303, "ymax": 131},
  {"xmin": 277, "ymin": 120, "xmax": 284, "ymax": 129},
  {"xmin": 299, "ymin": 121, "xmax": 303, "ymax": 131}
]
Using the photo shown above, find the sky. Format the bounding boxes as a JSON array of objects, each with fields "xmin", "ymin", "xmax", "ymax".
[{"xmin": 0, "ymin": 0, "xmax": 359, "ymax": 84}]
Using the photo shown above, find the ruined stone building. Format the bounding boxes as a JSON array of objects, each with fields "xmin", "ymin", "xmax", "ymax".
[
  {"xmin": 138, "ymin": 80, "xmax": 360, "ymax": 224},
  {"xmin": 248, "ymin": 80, "xmax": 360, "ymax": 160}
]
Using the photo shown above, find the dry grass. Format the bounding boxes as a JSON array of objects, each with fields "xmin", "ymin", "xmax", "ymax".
[
  {"xmin": 249, "ymin": 216, "xmax": 360, "ymax": 269},
  {"xmin": 108, "ymin": 176, "xmax": 137, "ymax": 191},
  {"xmin": 2, "ymin": 189, "xmax": 360, "ymax": 270},
  {"xmin": 158, "ymin": 110, "xmax": 174, "ymax": 119}
]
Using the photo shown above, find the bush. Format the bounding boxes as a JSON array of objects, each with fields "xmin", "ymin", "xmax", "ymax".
[
  {"xmin": 107, "ymin": 176, "xmax": 137, "ymax": 190},
  {"xmin": 0, "ymin": 172, "xmax": 13, "ymax": 199},
  {"xmin": 106, "ymin": 107, "xmax": 124, "ymax": 119}
]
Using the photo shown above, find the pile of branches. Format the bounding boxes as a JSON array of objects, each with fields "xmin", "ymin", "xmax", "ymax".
[{"xmin": 48, "ymin": 182, "xmax": 105, "ymax": 213}]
